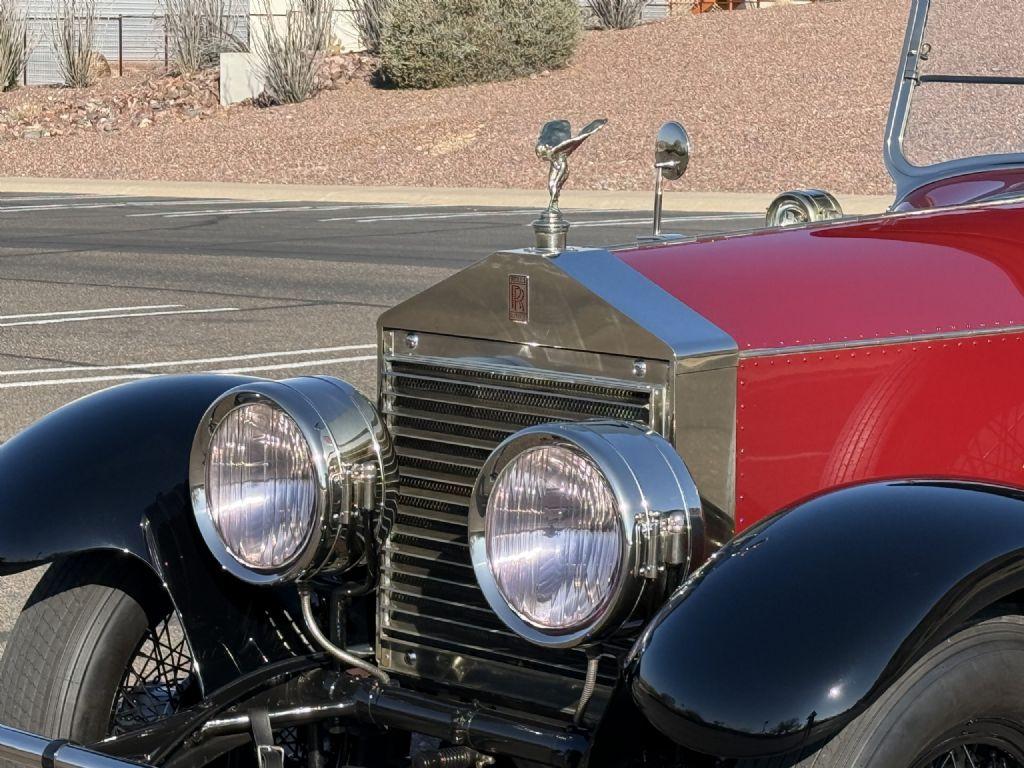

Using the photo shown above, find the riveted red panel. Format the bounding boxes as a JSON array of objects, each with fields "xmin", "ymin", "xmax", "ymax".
[
  {"xmin": 736, "ymin": 332, "xmax": 1024, "ymax": 531},
  {"xmin": 618, "ymin": 202, "xmax": 1024, "ymax": 353}
]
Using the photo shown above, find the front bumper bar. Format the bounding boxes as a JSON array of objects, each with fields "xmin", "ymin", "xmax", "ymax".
[
  {"xmin": 0, "ymin": 657, "xmax": 590, "ymax": 768},
  {"xmin": 0, "ymin": 725, "xmax": 149, "ymax": 768},
  {"xmin": 199, "ymin": 677, "xmax": 588, "ymax": 768}
]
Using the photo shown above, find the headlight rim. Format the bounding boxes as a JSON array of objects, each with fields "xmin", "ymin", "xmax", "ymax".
[
  {"xmin": 469, "ymin": 422, "xmax": 655, "ymax": 649},
  {"xmin": 189, "ymin": 377, "xmax": 393, "ymax": 586}
]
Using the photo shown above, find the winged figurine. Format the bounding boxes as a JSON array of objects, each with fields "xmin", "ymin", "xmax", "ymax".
[{"xmin": 536, "ymin": 118, "xmax": 608, "ymax": 213}]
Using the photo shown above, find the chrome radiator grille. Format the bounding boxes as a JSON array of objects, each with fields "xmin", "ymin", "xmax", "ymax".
[{"xmin": 378, "ymin": 345, "xmax": 665, "ymax": 715}]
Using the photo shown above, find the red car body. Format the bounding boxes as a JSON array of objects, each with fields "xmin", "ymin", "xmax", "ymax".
[{"xmin": 620, "ymin": 192, "xmax": 1024, "ymax": 530}]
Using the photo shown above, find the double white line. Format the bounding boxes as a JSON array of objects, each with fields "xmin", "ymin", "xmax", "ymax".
[
  {"xmin": 0, "ymin": 304, "xmax": 240, "ymax": 328},
  {"xmin": 0, "ymin": 345, "xmax": 377, "ymax": 390}
]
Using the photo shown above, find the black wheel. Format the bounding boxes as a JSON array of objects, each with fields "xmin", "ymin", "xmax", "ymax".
[
  {"xmin": 0, "ymin": 554, "xmax": 196, "ymax": 757},
  {"xmin": 739, "ymin": 615, "xmax": 1024, "ymax": 768}
]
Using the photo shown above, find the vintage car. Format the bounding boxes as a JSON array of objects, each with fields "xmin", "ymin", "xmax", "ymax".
[{"xmin": 4, "ymin": 1, "xmax": 1024, "ymax": 767}]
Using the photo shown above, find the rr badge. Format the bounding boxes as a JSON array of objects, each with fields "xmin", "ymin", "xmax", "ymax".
[{"xmin": 508, "ymin": 274, "xmax": 529, "ymax": 324}]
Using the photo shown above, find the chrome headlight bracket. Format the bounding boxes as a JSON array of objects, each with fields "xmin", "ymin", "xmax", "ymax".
[
  {"xmin": 189, "ymin": 376, "xmax": 396, "ymax": 585},
  {"xmin": 766, "ymin": 188, "xmax": 844, "ymax": 228},
  {"xmin": 469, "ymin": 420, "xmax": 704, "ymax": 649}
]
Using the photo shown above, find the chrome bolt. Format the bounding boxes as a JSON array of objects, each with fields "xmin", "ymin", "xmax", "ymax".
[
  {"xmin": 632, "ymin": 359, "xmax": 648, "ymax": 378},
  {"xmin": 404, "ymin": 651, "xmax": 417, "ymax": 665},
  {"xmin": 405, "ymin": 332, "xmax": 419, "ymax": 350}
]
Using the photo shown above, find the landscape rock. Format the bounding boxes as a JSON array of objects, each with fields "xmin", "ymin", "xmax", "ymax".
[{"xmin": 0, "ymin": 67, "xmax": 224, "ymax": 142}]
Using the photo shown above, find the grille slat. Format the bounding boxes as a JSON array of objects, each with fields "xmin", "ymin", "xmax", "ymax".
[
  {"xmin": 401, "ymin": 470, "xmax": 476, "ymax": 492},
  {"xmin": 398, "ymin": 484, "xmax": 471, "ymax": 508},
  {"xmin": 390, "ymin": 380, "xmax": 649, "ymax": 423},
  {"xmin": 390, "ymin": 405, "xmax": 524, "ymax": 436},
  {"xmin": 393, "ymin": 445, "xmax": 485, "ymax": 471},
  {"xmin": 380, "ymin": 352, "xmax": 659, "ymax": 703},
  {"xmin": 392, "ymin": 418, "xmax": 510, "ymax": 446}
]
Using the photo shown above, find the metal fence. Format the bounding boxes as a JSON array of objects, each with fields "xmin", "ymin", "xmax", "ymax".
[{"xmin": 22, "ymin": 13, "xmax": 252, "ymax": 85}]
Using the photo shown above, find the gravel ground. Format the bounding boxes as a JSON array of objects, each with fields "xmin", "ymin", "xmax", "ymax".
[{"xmin": 0, "ymin": 1, "xmax": 909, "ymax": 194}]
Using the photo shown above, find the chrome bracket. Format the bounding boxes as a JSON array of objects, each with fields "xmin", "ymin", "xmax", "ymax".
[
  {"xmin": 636, "ymin": 510, "xmax": 691, "ymax": 579},
  {"xmin": 249, "ymin": 709, "xmax": 285, "ymax": 768},
  {"xmin": 335, "ymin": 461, "xmax": 379, "ymax": 525}
]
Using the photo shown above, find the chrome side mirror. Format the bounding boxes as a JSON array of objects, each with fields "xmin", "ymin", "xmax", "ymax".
[
  {"xmin": 766, "ymin": 189, "xmax": 843, "ymax": 228},
  {"xmin": 652, "ymin": 122, "xmax": 692, "ymax": 237}
]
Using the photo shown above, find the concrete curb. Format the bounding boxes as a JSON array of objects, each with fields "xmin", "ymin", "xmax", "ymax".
[{"xmin": 0, "ymin": 177, "xmax": 894, "ymax": 215}]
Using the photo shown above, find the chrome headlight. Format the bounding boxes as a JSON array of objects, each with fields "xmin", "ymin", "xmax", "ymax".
[
  {"xmin": 469, "ymin": 421, "xmax": 703, "ymax": 648},
  {"xmin": 766, "ymin": 188, "xmax": 843, "ymax": 228},
  {"xmin": 189, "ymin": 377, "xmax": 394, "ymax": 585}
]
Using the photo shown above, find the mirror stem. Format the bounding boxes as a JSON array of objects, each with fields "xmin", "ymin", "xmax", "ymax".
[
  {"xmin": 652, "ymin": 161, "xmax": 678, "ymax": 237},
  {"xmin": 653, "ymin": 166, "xmax": 665, "ymax": 237}
]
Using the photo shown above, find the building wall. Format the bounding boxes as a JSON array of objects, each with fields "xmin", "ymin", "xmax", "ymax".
[
  {"xmin": 247, "ymin": 0, "xmax": 360, "ymax": 55},
  {"xmin": 578, "ymin": 0, "xmax": 673, "ymax": 21}
]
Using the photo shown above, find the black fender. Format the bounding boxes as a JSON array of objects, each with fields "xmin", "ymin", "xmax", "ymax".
[
  {"xmin": 0, "ymin": 375, "xmax": 311, "ymax": 691},
  {"xmin": 625, "ymin": 480, "xmax": 1024, "ymax": 759}
]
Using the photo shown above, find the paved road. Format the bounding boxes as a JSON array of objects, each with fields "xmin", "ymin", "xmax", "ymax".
[{"xmin": 0, "ymin": 192, "xmax": 761, "ymax": 659}]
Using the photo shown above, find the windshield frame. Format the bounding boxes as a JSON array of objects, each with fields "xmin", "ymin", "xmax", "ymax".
[{"xmin": 884, "ymin": 0, "xmax": 1024, "ymax": 204}]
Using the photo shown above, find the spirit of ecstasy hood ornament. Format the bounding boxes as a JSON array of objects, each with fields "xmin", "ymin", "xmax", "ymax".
[{"xmin": 532, "ymin": 118, "xmax": 608, "ymax": 252}]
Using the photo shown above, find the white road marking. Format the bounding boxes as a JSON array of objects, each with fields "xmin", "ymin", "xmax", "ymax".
[
  {"xmin": 324, "ymin": 209, "xmax": 541, "ymax": 224},
  {"xmin": 0, "ymin": 194, "xmax": 129, "ymax": 202},
  {"xmin": 217, "ymin": 355, "xmax": 377, "ymax": 373},
  {"xmin": 0, "ymin": 354, "xmax": 377, "ymax": 389},
  {"xmin": 0, "ymin": 199, "xmax": 240, "ymax": 213},
  {"xmin": 0, "ymin": 304, "xmax": 181, "ymax": 321},
  {"xmin": 0, "ymin": 306, "xmax": 240, "ymax": 327},
  {"xmin": 129, "ymin": 203, "xmax": 411, "ymax": 219},
  {"xmin": 0, "ymin": 344, "xmax": 377, "ymax": 377},
  {"xmin": 573, "ymin": 214, "xmax": 762, "ymax": 228}
]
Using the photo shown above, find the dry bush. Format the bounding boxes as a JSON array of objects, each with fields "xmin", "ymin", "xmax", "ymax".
[
  {"xmin": 161, "ymin": 0, "xmax": 245, "ymax": 74},
  {"xmin": 51, "ymin": 0, "xmax": 97, "ymax": 87},
  {"xmin": 588, "ymin": 0, "xmax": 648, "ymax": 29},
  {"xmin": 253, "ymin": 0, "xmax": 333, "ymax": 104},
  {"xmin": 379, "ymin": 0, "xmax": 582, "ymax": 90},
  {"xmin": 0, "ymin": 0, "xmax": 30, "ymax": 90},
  {"xmin": 351, "ymin": 0, "xmax": 389, "ymax": 52}
]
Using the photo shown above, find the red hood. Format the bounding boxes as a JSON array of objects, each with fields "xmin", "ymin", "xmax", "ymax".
[{"xmin": 617, "ymin": 202, "xmax": 1024, "ymax": 353}]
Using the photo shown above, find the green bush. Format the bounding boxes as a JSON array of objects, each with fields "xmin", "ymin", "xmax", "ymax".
[{"xmin": 379, "ymin": 0, "xmax": 582, "ymax": 90}]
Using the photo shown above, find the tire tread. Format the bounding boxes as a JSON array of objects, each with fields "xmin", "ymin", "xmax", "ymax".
[{"xmin": 0, "ymin": 554, "xmax": 153, "ymax": 754}]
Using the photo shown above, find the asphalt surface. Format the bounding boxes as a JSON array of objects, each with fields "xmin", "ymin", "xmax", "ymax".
[{"xmin": 0, "ymin": 192, "xmax": 760, "ymax": 662}]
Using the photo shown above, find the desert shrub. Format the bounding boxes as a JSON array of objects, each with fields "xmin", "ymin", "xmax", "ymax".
[
  {"xmin": 0, "ymin": 0, "xmax": 30, "ymax": 91},
  {"xmin": 351, "ymin": 0, "xmax": 390, "ymax": 52},
  {"xmin": 588, "ymin": 0, "xmax": 648, "ymax": 29},
  {"xmin": 51, "ymin": 0, "xmax": 96, "ymax": 87},
  {"xmin": 379, "ymin": 0, "xmax": 582, "ymax": 90},
  {"xmin": 161, "ymin": 0, "xmax": 245, "ymax": 74},
  {"xmin": 253, "ymin": 0, "xmax": 333, "ymax": 103}
]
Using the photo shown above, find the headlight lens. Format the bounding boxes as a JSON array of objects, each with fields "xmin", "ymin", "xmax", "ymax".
[
  {"xmin": 471, "ymin": 421, "xmax": 705, "ymax": 649},
  {"xmin": 486, "ymin": 445, "xmax": 623, "ymax": 630},
  {"xmin": 190, "ymin": 376, "xmax": 396, "ymax": 585},
  {"xmin": 206, "ymin": 402, "xmax": 317, "ymax": 570}
]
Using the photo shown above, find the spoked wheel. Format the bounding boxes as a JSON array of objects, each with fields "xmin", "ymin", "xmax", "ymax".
[
  {"xmin": 109, "ymin": 610, "xmax": 196, "ymax": 735},
  {"xmin": 913, "ymin": 725, "xmax": 1024, "ymax": 768},
  {"xmin": 0, "ymin": 553, "xmax": 197, "ymax": 763}
]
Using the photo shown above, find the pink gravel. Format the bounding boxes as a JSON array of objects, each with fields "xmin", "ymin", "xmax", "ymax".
[{"xmin": 0, "ymin": 1, "xmax": 909, "ymax": 195}]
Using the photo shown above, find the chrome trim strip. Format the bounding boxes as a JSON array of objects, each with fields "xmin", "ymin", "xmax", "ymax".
[
  {"xmin": 741, "ymin": 324, "xmax": 1024, "ymax": 358},
  {"xmin": 884, "ymin": 0, "xmax": 1024, "ymax": 204}
]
